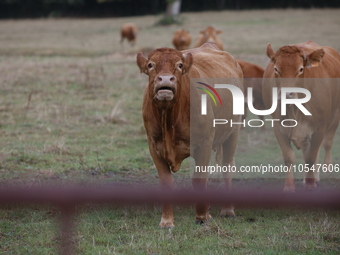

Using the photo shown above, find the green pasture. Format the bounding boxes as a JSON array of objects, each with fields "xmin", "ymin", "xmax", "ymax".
[{"xmin": 0, "ymin": 9, "xmax": 339, "ymax": 254}]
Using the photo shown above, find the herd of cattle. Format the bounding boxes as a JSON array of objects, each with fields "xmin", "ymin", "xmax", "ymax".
[{"xmin": 123, "ymin": 23, "xmax": 340, "ymax": 227}]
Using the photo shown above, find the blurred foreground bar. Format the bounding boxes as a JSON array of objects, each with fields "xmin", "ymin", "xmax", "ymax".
[{"xmin": 0, "ymin": 185, "xmax": 339, "ymax": 208}]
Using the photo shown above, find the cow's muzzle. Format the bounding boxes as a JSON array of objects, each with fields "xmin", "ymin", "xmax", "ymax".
[{"xmin": 154, "ymin": 75, "xmax": 177, "ymax": 101}]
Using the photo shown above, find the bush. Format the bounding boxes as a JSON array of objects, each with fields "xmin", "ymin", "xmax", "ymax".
[{"xmin": 155, "ymin": 14, "xmax": 183, "ymax": 26}]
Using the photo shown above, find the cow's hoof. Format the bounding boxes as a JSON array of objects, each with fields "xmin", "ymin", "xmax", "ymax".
[
  {"xmin": 160, "ymin": 224, "xmax": 174, "ymax": 229},
  {"xmin": 195, "ymin": 218, "xmax": 211, "ymax": 225},
  {"xmin": 283, "ymin": 186, "xmax": 295, "ymax": 193},
  {"xmin": 159, "ymin": 223, "xmax": 174, "ymax": 229},
  {"xmin": 195, "ymin": 214, "xmax": 212, "ymax": 225},
  {"xmin": 304, "ymin": 181, "xmax": 318, "ymax": 190},
  {"xmin": 159, "ymin": 219, "xmax": 174, "ymax": 228},
  {"xmin": 220, "ymin": 212, "xmax": 236, "ymax": 218},
  {"xmin": 304, "ymin": 178, "xmax": 318, "ymax": 190},
  {"xmin": 220, "ymin": 209, "xmax": 235, "ymax": 218},
  {"xmin": 304, "ymin": 184, "xmax": 318, "ymax": 191},
  {"xmin": 195, "ymin": 220, "xmax": 205, "ymax": 225}
]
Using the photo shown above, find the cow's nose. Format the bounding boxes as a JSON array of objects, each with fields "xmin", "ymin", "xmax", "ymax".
[{"xmin": 156, "ymin": 75, "xmax": 176, "ymax": 85}]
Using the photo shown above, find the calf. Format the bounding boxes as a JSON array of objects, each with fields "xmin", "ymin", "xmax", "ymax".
[
  {"xmin": 194, "ymin": 26, "xmax": 223, "ymax": 50},
  {"xmin": 120, "ymin": 23, "xmax": 139, "ymax": 46},
  {"xmin": 172, "ymin": 29, "xmax": 191, "ymax": 50}
]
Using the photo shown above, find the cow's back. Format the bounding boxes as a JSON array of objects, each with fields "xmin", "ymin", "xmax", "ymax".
[
  {"xmin": 185, "ymin": 43, "xmax": 242, "ymax": 78},
  {"xmin": 185, "ymin": 43, "xmax": 243, "ymax": 149},
  {"xmin": 237, "ymin": 60, "xmax": 264, "ymax": 78},
  {"xmin": 237, "ymin": 60, "xmax": 265, "ymax": 112}
]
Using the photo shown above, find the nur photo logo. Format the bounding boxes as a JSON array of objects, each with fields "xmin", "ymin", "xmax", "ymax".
[
  {"xmin": 195, "ymin": 78, "xmax": 313, "ymax": 128},
  {"xmin": 196, "ymin": 82, "xmax": 223, "ymax": 109}
]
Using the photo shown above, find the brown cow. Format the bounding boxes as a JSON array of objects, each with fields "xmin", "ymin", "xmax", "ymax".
[
  {"xmin": 263, "ymin": 40, "xmax": 340, "ymax": 192},
  {"xmin": 172, "ymin": 29, "xmax": 191, "ymax": 51},
  {"xmin": 237, "ymin": 60, "xmax": 265, "ymax": 130},
  {"xmin": 120, "ymin": 23, "xmax": 139, "ymax": 46},
  {"xmin": 137, "ymin": 43, "xmax": 243, "ymax": 227},
  {"xmin": 194, "ymin": 26, "xmax": 223, "ymax": 50}
]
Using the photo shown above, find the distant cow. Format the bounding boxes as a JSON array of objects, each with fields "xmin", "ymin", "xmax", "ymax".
[
  {"xmin": 237, "ymin": 60, "xmax": 265, "ymax": 130},
  {"xmin": 172, "ymin": 29, "xmax": 191, "ymax": 50},
  {"xmin": 137, "ymin": 43, "xmax": 243, "ymax": 227},
  {"xmin": 194, "ymin": 26, "xmax": 223, "ymax": 50},
  {"xmin": 120, "ymin": 23, "xmax": 139, "ymax": 46},
  {"xmin": 263, "ymin": 40, "xmax": 340, "ymax": 192}
]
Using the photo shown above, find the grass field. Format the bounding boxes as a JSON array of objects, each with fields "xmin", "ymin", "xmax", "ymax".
[{"xmin": 0, "ymin": 9, "xmax": 340, "ymax": 254}]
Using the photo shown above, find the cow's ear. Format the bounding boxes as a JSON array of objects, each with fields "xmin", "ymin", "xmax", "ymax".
[
  {"xmin": 305, "ymin": 49, "xmax": 325, "ymax": 68},
  {"xmin": 182, "ymin": 52, "xmax": 193, "ymax": 75},
  {"xmin": 199, "ymin": 30, "xmax": 205, "ymax": 34},
  {"xmin": 136, "ymin": 52, "xmax": 148, "ymax": 75},
  {"xmin": 216, "ymin": 30, "xmax": 222, "ymax": 35},
  {"xmin": 266, "ymin": 43, "xmax": 276, "ymax": 62}
]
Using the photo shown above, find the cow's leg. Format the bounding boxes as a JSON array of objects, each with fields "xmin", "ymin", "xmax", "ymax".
[
  {"xmin": 120, "ymin": 37, "xmax": 125, "ymax": 50},
  {"xmin": 241, "ymin": 101, "xmax": 247, "ymax": 128},
  {"xmin": 214, "ymin": 144, "xmax": 223, "ymax": 165},
  {"xmin": 130, "ymin": 39, "xmax": 136, "ymax": 47},
  {"xmin": 157, "ymin": 165, "xmax": 175, "ymax": 228},
  {"xmin": 220, "ymin": 127, "xmax": 239, "ymax": 217},
  {"xmin": 323, "ymin": 114, "xmax": 340, "ymax": 166},
  {"xmin": 273, "ymin": 125, "xmax": 296, "ymax": 192},
  {"xmin": 320, "ymin": 111, "xmax": 340, "ymax": 185},
  {"xmin": 149, "ymin": 144, "xmax": 175, "ymax": 228},
  {"xmin": 259, "ymin": 115, "xmax": 266, "ymax": 131},
  {"xmin": 314, "ymin": 147, "xmax": 321, "ymax": 185},
  {"xmin": 303, "ymin": 131, "xmax": 325, "ymax": 189},
  {"xmin": 192, "ymin": 144, "xmax": 213, "ymax": 224}
]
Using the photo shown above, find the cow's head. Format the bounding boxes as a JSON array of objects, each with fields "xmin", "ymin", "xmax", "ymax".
[
  {"xmin": 200, "ymin": 26, "xmax": 222, "ymax": 45},
  {"xmin": 266, "ymin": 43, "xmax": 325, "ymax": 98},
  {"xmin": 175, "ymin": 29, "xmax": 190, "ymax": 41},
  {"xmin": 137, "ymin": 48, "xmax": 193, "ymax": 108},
  {"xmin": 173, "ymin": 29, "xmax": 191, "ymax": 50},
  {"xmin": 132, "ymin": 26, "xmax": 140, "ymax": 37}
]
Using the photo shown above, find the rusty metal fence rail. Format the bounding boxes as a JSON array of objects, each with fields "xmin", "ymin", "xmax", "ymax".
[{"xmin": 0, "ymin": 186, "xmax": 339, "ymax": 254}]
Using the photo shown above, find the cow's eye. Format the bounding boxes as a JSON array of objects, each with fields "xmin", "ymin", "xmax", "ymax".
[
  {"xmin": 274, "ymin": 67, "xmax": 279, "ymax": 74},
  {"xmin": 148, "ymin": 63, "xmax": 153, "ymax": 69},
  {"xmin": 299, "ymin": 67, "xmax": 304, "ymax": 73},
  {"xmin": 178, "ymin": 63, "xmax": 183, "ymax": 69}
]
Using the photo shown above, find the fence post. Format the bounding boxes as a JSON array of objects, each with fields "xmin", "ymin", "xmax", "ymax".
[{"xmin": 60, "ymin": 204, "xmax": 76, "ymax": 255}]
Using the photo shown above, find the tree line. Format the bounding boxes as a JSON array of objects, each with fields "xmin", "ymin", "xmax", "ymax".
[{"xmin": 0, "ymin": 0, "xmax": 339, "ymax": 19}]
